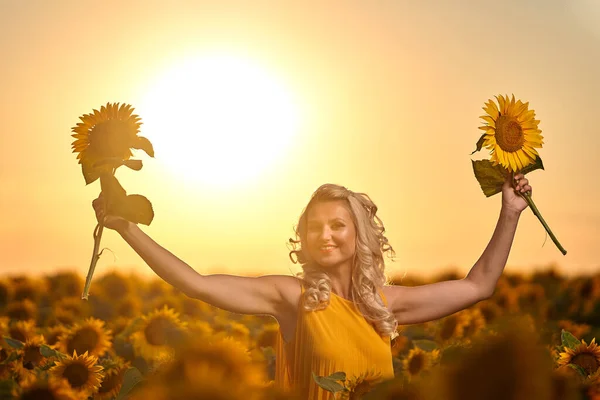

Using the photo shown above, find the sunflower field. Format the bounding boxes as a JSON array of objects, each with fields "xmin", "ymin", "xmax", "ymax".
[{"xmin": 1, "ymin": 265, "xmax": 600, "ymax": 400}]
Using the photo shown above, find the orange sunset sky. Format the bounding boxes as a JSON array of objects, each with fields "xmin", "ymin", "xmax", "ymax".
[{"xmin": 0, "ymin": 0, "xmax": 598, "ymax": 282}]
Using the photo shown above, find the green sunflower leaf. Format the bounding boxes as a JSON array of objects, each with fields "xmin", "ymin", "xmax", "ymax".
[
  {"xmin": 327, "ymin": 371, "xmax": 347, "ymax": 381},
  {"xmin": 3, "ymin": 337, "xmax": 24, "ymax": 349},
  {"xmin": 412, "ymin": 339, "xmax": 438, "ymax": 351},
  {"xmin": 561, "ymin": 329, "xmax": 581, "ymax": 351},
  {"xmin": 116, "ymin": 367, "xmax": 145, "ymax": 400},
  {"xmin": 470, "ymin": 133, "xmax": 487, "ymax": 155},
  {"xmin": 312, "ymin": 371, "xmax": 345, "ymax": 393},
  {"xmin": 472, "ymin": 159, "xmax": 506, "ymax": 197},
  {"xmin": 40, "ymin": 344, "xmax": 67, "ymax": 360}
]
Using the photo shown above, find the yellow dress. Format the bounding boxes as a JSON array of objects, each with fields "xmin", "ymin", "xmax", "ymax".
[{"xmin": 275, "ymin": 279, "xmax": 394, "ymax": 399}]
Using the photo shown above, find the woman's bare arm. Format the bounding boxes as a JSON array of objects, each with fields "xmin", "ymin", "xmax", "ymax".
[
  {"xmin": 384, "ymin": 206, "xmax": 521, "ymax": 325},
  {"xmin": 92, "ymin": 194, "xmax": 298, "ymax": 317},
  {"xmin": 117, "ymin": 222, "xmax": 298, "ymax": 317}
]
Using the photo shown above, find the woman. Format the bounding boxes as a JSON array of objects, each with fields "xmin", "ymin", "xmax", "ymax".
[{"xmin": 92, "ymin": 172, "xmax": 532, "ymax": 399}]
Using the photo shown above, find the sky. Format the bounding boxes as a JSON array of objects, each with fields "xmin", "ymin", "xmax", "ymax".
[{"xmin": 0, "ymin": 0, "xmax": 598, "ymax": 282}]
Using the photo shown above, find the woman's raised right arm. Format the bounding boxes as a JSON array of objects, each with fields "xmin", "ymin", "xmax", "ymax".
[{"xmin": 93, "ymin": 195, "xmax": 299, "ymax": 317}]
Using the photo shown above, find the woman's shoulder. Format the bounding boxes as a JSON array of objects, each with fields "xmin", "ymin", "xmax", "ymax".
[{"xmin": 272, "ymin": 275, "xmax": 303, "ymax": 308}]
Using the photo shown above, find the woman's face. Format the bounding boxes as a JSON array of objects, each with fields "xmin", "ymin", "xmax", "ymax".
[{"xmin": 305, "ymin": 200, "xmax": 356, "ymax": 269}]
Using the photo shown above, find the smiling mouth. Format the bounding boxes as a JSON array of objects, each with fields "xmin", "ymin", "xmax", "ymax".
[{"xmin": 319, "ymin": 246, "xmax": 337, "ymax": 252}]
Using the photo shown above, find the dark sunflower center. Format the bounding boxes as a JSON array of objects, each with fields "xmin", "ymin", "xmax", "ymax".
[
  {"xmin": 23, "ymin": 345, "xmax": 43, "ymax": 368},
  {"xmin": 144, "ymin": 317, "xmax": 174, "ymax": 346},
  {"xmin": 21, "ymin": 387, "xmax": 57, "ymax": 400},
  {"xmin": 68, "ymin": 327, "xmax": 100, "ymax": 356},
  {"xmin": 63, "ymin": 363, "xmax": 90, "ymax": 388},
  {"xmin": 408, "ymin": 353, "xmax": 425, "ymax": 375},
  {"xmin": 88, "ymin": 120, "xmax": 134, "ymax": 159},
  {"xmin": 440, "ymin": 316, "xmax": 457, "ymax": 341},
  {"xmin": 495, "ymin": 116, "xmax": 524, "ymax": 153},
  {"xmin": 572, "ymin": 353, "xmax": 599, "ymax": 375}
]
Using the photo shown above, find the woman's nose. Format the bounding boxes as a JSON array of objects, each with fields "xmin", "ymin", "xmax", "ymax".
[{"xmin": 318, "ymin": 227, "xmax": 333, "ymax": 240}]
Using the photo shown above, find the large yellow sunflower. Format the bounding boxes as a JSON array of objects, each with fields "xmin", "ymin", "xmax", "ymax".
[
  {"xmin": 71, "ymin": 102, "xmax": 154, "ymax": 184},
  {"xmin": 57, "ymin": 317, "xmax": 113, "ymax": 358},
  {"xmin": 557, "ymin": 338, "xmax": 600, "ymax": 376},
  {"xmin": 49, "ymin": 350, "xmax": 104, "ymax": 397},
  {"xmin": 130, "ymin": 305, "xmax": 188, "ymax": 361},
  {"xmin": 479, "ymin": 94, "xmax": 544, "ymax": 173}
]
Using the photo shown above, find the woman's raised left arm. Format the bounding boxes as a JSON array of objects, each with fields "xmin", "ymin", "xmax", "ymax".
[{"xmin": 384, "ymin": 172, "xmax": 532, "ymax": 324}]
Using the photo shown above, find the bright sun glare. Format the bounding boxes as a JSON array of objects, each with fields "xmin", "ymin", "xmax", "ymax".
[{"xmin": 138, "ymin": 53, "xmax": 301, "ymax": 187}]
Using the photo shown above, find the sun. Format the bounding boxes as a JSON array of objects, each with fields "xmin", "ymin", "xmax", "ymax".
[{"xmin": 138, "ymin": 53, "xmax": 302, "ymax": 188}]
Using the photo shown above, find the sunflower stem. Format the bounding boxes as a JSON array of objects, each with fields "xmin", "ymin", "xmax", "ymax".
[
  {"xmin": 82, "ymin": 222, "xmax": 104, "ymax": 300},
  {"xmin": 521, "ymin": 192, "xmax": 567, "ymax": 255},
  {"xmin": 82, "ymin": 168, "xmax": 114, "ymax": 300}
]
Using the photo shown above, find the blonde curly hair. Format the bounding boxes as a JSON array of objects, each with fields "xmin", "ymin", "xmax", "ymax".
[{"xmin": 288, "ymin": 183, "xmax": 398, "ymax": 337}]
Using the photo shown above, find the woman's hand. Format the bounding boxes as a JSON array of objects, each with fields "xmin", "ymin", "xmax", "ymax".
[
  {"xmin": 92, "ymin": 192, "xmax": 131, "ymax": 233},
  {"xmin": 501, "ymin": 172, "xmax": 532, "ymax": 214}
]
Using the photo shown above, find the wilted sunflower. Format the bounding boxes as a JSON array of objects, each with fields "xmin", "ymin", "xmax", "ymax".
[
  {"xmin": 71, "ymin": 102, "xmax": 154, "ymax": 184},
  {"xmin": 49, "ymin": 350, "xmax": 104, "ymax": 397},
  {"xmin": 130, "ymin": 305, "xmax": 188, "ymax": 361},
  {"xmin": 57, "ymin": 317, "xmax": 113, "ymax": 358},
  {"xmin": 479, "ymin": 94, "xmax": 544, "ymax": 173},
  {"xmin": 557, "ymin": 338, "xmax": 600, "ymax": 376},
  {"xmin": 14, "ymin": 376, "xmax": 80, "ymax": 400}
]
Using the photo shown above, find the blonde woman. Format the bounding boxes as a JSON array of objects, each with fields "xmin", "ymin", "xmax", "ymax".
[{"xmin": 92, "ymin": 172, "xmax": 533, "ymax": 399}]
